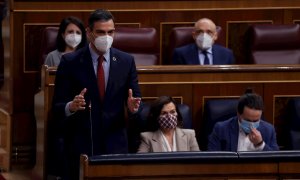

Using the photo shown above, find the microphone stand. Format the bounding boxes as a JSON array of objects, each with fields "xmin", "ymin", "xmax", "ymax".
[{"xmin": 89, "ymin": 102, "xmax": 94, "ymax": 156}]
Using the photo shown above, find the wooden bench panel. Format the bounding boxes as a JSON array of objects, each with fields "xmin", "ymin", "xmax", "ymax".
[
  {"xmin": 79, "ymin": 151, "xmax": 300, "ymax": 179},
  {"xmin": 0, "ymin": 108, "xmax": 11, "ymax": 171}
]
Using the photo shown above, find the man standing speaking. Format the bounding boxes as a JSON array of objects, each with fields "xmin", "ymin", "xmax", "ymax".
[{"xmin": 52, "ymin": 9, "xmax": 141, "ymax": 180}]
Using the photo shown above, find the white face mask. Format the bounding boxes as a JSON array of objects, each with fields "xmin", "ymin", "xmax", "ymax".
[
  {"xmin": 65, "ymin": 33, "xmax": 82, "ymax": 48},
  {"xmin": 94, "ymin": 35, "xmax": 113, "ymax": 53},
  {"xmin": 196, "ymin": 33, "xmax": 213, "ymax": 50}
]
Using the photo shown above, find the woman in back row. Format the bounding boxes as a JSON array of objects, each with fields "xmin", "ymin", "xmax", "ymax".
[
  {"xmin": 44, "ymin": 16, "xmax": 87, "ymax": 66},
  {"xmin": 138, "ymin": 96, "xmax": 200, "ymax": 152}
]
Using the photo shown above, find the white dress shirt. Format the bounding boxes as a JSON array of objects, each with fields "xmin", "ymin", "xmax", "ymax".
[
  {"xmin": 198, "ymin": 47, "xmax": 213, "ymax": 65},
  {"xmin": 160, "ymin": 130, "xmax": 177, "ymax": 152},
  {"xmin": 237, "ymin": 127, "xmax": 265, "ymax": 151}
]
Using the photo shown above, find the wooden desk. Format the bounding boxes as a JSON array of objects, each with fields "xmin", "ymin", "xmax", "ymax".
[{"xmin": 79, "ymin": 151, "xmax": 300, "ymax": 180}]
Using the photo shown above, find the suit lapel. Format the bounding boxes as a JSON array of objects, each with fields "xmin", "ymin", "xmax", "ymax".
[
  {"xmin": 80, "ymin": 46, "xmax": 100, "ymax": 101},
  {"xmin": 212, "ymin": 45, "xmax": 222, "ymax": 65},
  {"xmin": 84, "ymin": 47, "xmax": 96, "ymax": 77},
  {"xmin": 212, "ymin": 45, "xmax": 218, "ymax": 64},
  {"xmin": 189, "ymin": 44, "xmax": 200, "ymax": 64},
  {"xmin": 175, "ymin": 128, "xmax": 188, "ymax": 151},
  {"xmin": 230, "ymin": 117, "xmax": 239, "ymax": 151},
  {"xmin": 151, "ymin": 131, "xmax": 164, "ymax": 152},
  {"xmin": 105, "ymin": 48, "xmax": 118, "ymax": 100}
]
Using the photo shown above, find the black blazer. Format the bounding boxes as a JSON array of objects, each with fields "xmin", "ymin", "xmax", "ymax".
[
  {"xmin": 52, "ymin": 45, "xmax": 141, "ymax": 156},
  {"xmin": 172, "ymin": 43, "xmax": 235, "ymax": 65},
  {"xmin": 208, "ymin": 116, "xmax": 279, "ymax": 151}
]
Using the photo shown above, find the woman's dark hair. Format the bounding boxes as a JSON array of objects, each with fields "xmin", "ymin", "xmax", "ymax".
[
  {"xmin": 88, "ymin": 9, "xmax": 115, "ymax": 30},
  {"xmin": 237, "ymin": 88, "xmax": 264, "ymax": 114},
  {"xmin": 147, "ymin": 96, "xmax": 184, "ymax": 131},
  {"xmin": 56, "ymin": 16, "xmax": 87, "ymax": 52}
]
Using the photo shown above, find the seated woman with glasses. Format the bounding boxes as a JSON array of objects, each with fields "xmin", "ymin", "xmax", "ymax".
[{"xmin": 138, "ymin": 96, "xmax": 200, "ymax": 153}]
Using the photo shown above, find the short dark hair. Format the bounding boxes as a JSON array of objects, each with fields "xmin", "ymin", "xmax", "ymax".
[
  {"xmin": 237, "ymin": 88, "xmax": 264, "ymax": 114},
  {"xmin": 147, "ymin": 96, "xmax": 184, "ymax": 131},
  {"xmin": 56, "ymin": 16, "xmax": 87, "ymax": 52},
  {"xmin": 88, "ymin": 9, "xmax": 114, "ymax": 30}
]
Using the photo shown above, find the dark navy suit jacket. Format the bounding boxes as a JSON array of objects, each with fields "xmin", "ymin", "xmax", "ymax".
[
  {"xmin": 172, "ymin": 43, "xmax": 235, "ymax": 65},
  {"xmin": 207, "ymin": 116, "xmax": 279, "ymax": 151},
  {"xmin": 52, "ymin": 45, "xmax": 141, "ymax": 179}
]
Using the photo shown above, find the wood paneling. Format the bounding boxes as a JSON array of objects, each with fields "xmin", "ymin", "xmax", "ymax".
[
  {"xmin": 0, "ymin": 2, "xmax": 5, "ymax": 87},
  {"xmin": 10, "ymin": 1, "xmax": 300, "ymax": 11},
  {"xmin": 0, "ymin": 108, "xmax": 11, "ymax": 171},
  {"xmin": 5, "ymin": 0, "xmax": 300, "ymax": 170}
]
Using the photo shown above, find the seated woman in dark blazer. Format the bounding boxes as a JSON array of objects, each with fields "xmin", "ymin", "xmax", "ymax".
[{"xmin": 138, "ymin": 96, "xmax": 200, "ymax": 152}]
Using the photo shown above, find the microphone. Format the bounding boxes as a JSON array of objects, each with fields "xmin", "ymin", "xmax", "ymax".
[{"xmin": 89, "ymin": 102, "xmax": 94, "ymax": 156}]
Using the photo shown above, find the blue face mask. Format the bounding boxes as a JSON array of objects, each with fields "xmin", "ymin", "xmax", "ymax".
[{"xmin": 240, "ymin": 119, "xmax": 260, "ymax": 134}]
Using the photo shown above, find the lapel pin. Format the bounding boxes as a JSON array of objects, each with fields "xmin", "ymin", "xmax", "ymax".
[{"xmin": 113, "ymin": 57, "xmax": 117, "ymax": 61}]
